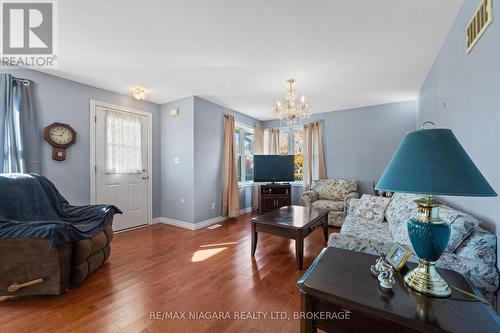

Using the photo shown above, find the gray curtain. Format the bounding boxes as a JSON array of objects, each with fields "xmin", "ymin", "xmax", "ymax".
[{"xmin": 0, "ymin": 74, "xmax": 40, "ymax": 173}]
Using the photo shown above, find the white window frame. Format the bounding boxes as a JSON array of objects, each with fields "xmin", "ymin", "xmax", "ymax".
[
  {"xmin": 278, "ymin": 126, "xmax": 304, "ymax": 185},
  {"xmin": 235, "ymin": 122, "xmax": 254, "ymax": 186}
]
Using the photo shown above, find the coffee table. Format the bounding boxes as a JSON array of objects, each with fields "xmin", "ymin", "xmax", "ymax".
[{"xmin": 250, "ymin": 205, "xmax": 329, "ymax": 270}]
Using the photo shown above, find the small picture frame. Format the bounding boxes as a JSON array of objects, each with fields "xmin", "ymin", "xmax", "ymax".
[{"xmin": 385, "ymin": 243, "xmax": 412, "ymax": 272}]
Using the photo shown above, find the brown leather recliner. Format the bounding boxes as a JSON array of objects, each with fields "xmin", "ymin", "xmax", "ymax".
[
  {"xmin": 0, "ymin": 174, "xmax": 120, "ymax": 296},
  {"xmin": 0, "ymin": 224, "xmax": 114, "ymax": 296}
]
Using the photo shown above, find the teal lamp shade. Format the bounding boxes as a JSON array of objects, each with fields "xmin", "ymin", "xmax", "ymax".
[
  {"xmin": 376, "ymin": 127, "xmax": 496, "ymax": 297},
  {"xmin": 376, "ymin": 128, "xmax": 496, "ymax": 197}
]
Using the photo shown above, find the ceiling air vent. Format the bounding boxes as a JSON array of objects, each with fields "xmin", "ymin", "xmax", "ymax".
[{"xmin": 466, "ymin": 0, "xmax": 493, "ymax": 53}]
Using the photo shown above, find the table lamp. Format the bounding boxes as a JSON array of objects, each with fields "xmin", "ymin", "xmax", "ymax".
[{"xmin": 376, "ymin": 125, "xmax": 496, "ymax": 297}]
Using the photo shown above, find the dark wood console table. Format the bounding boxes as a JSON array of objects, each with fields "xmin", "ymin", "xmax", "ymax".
[
  {"xmin": 297, "ymin": 247, "xmax": 500, "ymax": 333},
  {"xmin": 259, "ymin": 183, "xmax": 291, "ymax": 212}
]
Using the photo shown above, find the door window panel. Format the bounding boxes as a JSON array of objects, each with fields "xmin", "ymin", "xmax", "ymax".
[{"xmin": 105, "ymin": 110, "xmax": 143, "ymax": 174}]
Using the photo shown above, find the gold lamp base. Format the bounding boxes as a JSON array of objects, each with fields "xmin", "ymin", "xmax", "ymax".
[{"xmin": 404, "ymin": 260, "xmax": 451, "ymax": 297}]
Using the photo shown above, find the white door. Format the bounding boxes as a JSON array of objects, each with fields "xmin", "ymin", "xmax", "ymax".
[{"xmin": 94, "ymin": 106, "xmax": 149, "ymax": 231}]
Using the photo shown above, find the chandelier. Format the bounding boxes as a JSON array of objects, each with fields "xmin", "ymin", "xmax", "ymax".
[
  {"xmin": 274, "ymin": 78, "xmax": 311, "ymax": 127},
  {"xmin": 133, "ymin": 87, "xmax": 147, "ymax": 101}
]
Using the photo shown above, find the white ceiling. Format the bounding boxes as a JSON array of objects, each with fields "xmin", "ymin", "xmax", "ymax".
[{"xmin": 43, "ymin": 0, "xmax": 463, "ymax": 120}]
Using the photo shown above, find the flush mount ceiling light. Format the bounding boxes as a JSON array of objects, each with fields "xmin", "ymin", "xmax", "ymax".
[
  {"xmin": 273, "ymin": 78, "xmax": 311, "ymax": 127},
  {"xmin": 133, "ymin": 87, "xmax": 147, "ymax": 101}
]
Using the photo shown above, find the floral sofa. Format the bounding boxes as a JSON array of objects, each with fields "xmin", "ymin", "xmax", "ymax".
[
  {"xmin": 302, "ymin": 179, "xmax": 359, "ymax": 227},
  {"xmin": 328, "ymin": 193, "xmax": 499, "ymax": 300}
]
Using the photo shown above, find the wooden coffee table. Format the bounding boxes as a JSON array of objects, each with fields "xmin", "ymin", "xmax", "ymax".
[{"xmin": 250, "ymin": 205, "xmax": 329, "ymax": 270}]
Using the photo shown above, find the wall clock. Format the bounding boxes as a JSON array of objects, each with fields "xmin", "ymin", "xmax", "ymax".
[{"xmin": 43, "ymin": 122, "xmax": 77, "ymax": 161}]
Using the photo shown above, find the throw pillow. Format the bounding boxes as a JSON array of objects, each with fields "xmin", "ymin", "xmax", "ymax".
[
  {"xmin": 353, "ymin": 194, "xmax": 391, "ymax": 223},
  {"xmin": 385, "ymin": 193, "xmax": 422, "ymax": 228},
  {"xmin": 440, "ymin": 206, "xmax": 480, "ymax": 252}
]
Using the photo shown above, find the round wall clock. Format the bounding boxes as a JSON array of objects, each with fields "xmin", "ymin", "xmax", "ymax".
[{"xmin": 43, "ymin": 122, "xmax": 77, "ymax": 161}]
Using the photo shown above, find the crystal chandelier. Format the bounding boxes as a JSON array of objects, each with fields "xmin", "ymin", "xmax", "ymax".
[{"xmin": 274, "ymin": 78, "xmax": 311, "ymax": 127}]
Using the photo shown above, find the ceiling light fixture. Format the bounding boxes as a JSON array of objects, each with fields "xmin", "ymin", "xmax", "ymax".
[
  {"xmin": 274, "ymin": 78, "xmax": 311, "ymax": 127},
  {"xmin": 133, "ymin": 87, "xmax": 147, "ymax": 101}
]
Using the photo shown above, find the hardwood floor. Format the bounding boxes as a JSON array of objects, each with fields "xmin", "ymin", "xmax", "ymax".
[{"xmin": 0, "ymin": 213, "xmax": 335, "ymax": 333}]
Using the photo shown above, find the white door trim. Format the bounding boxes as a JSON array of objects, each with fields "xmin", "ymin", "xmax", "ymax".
[{"xmin": 89, "ymin": 99, "xmax": 153, "ymax": 226}]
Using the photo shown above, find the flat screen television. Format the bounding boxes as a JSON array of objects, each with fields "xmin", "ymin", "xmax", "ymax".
[{"xmin": 254, "ymin": 155, "xmax": 294, "ymax": 183}]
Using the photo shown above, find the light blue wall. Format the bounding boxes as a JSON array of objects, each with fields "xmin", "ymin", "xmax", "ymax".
[
  {"xmin": 193, "ymin": 96, "xmax": 261, "ymax": 223},
  {"xmin": 0, "ymin": 69, "xmax": 162, "ymax": 217},
  {"xmin": 263, "ymin": 100, "xmax": 417, "ymax": 201},
  {"xmin": 160, "ymin": 96, "xmax": 261, "ymax": 224},
  {"xmin": 161, "ymin": 96, "xmax": 195, "ymax": 222},
  {"xmin": 417, "ymin": 0, "xmax": 500, "ymax": 258}
]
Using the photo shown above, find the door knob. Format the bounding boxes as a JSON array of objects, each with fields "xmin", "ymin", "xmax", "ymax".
[{"xmin": 142, "ymin": 176, "xmax": 149, "ymax": 180}]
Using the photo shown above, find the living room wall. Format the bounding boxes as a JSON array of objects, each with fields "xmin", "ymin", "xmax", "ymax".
[
  {"xmin": 0, "ymin": 69, "xmax": 162, "ymax": 216},
  {"xmin": 417, "ymin": 0, "xmax": 500, "ymax": 264},
  {"xmin": 193, "ymin": 96, "xmax": 262, "ymax": 223},
  {"xmin": 160, "ymin": 96, "xmax": 262, "ymax": 225},
  {"xmin": 263, "ymin": 100, "xmax": 417, "ymax": 203},
  {"xmin": 160, "ymin": 96, "xmax": 196, "ymax": 223}
]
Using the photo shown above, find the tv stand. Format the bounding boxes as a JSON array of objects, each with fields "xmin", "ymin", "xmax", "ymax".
[{"xmin": 260, "ymin": 184, "xmax": 291, "ymax": 212}]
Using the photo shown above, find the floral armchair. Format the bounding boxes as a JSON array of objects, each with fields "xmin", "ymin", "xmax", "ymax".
[{"xmin": 302, "ymin": 179, "xmax": 359, "ymax": 226}]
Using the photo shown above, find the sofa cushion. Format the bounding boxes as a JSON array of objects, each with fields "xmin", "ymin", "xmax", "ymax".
[
  {"xmin": 311, "ymin": 199, "xmax": 344, "ymax": 211},
  {"xmin": 353, "ymin": 194, "xmax": 391, "ymax": 223},
  {"xmin": 341, "ymin": 214, "xmax": 392, "ymax": 243},
  {"xmin": 347, "ymin": 198, "xmax": 361, "ymax": 215},
  {"xmin": 455, "ymin": 226, "xmax": 497, "ymax": 266},
  {"xmin": 315, "ymin": 179, "xmax": 357, "ymax": 201},
  {"xmin": 328, "ymin": 233, "xmax": 393, "ymax": 257}
]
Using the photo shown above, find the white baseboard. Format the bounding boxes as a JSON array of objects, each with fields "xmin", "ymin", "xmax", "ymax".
[
  {"xmin": 153, "ymin": 216, "xmax": 227, "ymax": 230},
  {"xmin": 239, "ymin": 207, "xmax": 253, "ymax": 215},
  {"xmin": 195, "ymin": 216, "xmax": 228, "ymax": 230},
  {"xmin": 152, "ymin": 217, "xmax": 195, "ymax": 230},
  {"xmin": 153, "ymin": 207, "xmax": 252, "ymax": 231}
]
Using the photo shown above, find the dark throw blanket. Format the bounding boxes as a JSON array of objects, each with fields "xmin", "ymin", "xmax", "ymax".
[{"xmin": 0, "ymin": 173, "xmax": 121, "ymax": 246}]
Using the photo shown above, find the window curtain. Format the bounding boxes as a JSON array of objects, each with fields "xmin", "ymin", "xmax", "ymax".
[
  {"xmin": 222, "ymin": 114, "xmax": 240, "ymax": 217},
  {"xmin": 252, "ymin": 124, "xmax": 265, "ymax": 209},
  {"xmin": 303, "ymin": 121, "xmax": 326, "ymax": 190},
  {"xmin": 265, "ymin": 128, "xmax": 280, "ymax": 154},
  {"xmin": 253, "ymin": 124, "xmax": 264, "ymax": 154},
  {"xmin": 105, "ymin": 110, "xmax": 143, "ymax": 173},
  {"xmin": 0, "ymin": 74, "xmax": 40, "ymax": 173}
]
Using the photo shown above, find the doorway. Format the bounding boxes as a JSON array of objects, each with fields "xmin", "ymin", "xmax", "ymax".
[{"xmin": 90, "ymin": 100, "xmax": 152, "ymax": 231}]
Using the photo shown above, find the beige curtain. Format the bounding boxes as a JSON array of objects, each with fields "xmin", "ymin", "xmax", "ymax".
[
  {"xmin": 252, "ymin": 124, "xmax": 265, "ymax": 209},
  {"xmin": 253, "ymin": 124, "xmax": 264, "ymax": 154},
  {"xmin": 303, "ymin": 121, "xmax": 326, "ymax": 190},
  {"xmin": 222, "ymin": 114, "xmax": 240, "ymax": 217},
  {"xmin": 266, "ymin": 128, "xmax": 280, "ymax": 154}
]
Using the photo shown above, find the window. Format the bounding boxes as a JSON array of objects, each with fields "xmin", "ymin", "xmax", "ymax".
[
  {"xmin": 234, "ymin": 123, "xmax": 254, "ymax": 183},
  {"xmin": 106, "ymin": 110, "xmax": 143, "ymax": 174},
  {"xmin": 293, "ymin": 130, "xmax": 304, "ymax": 181},
  {"xmin": 277, "ymin": 128, "xmax": 304, "ymax": 181},
  {"xmin": 279, "ymin": 131, "xmax": 289, "ymax": 155}
]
